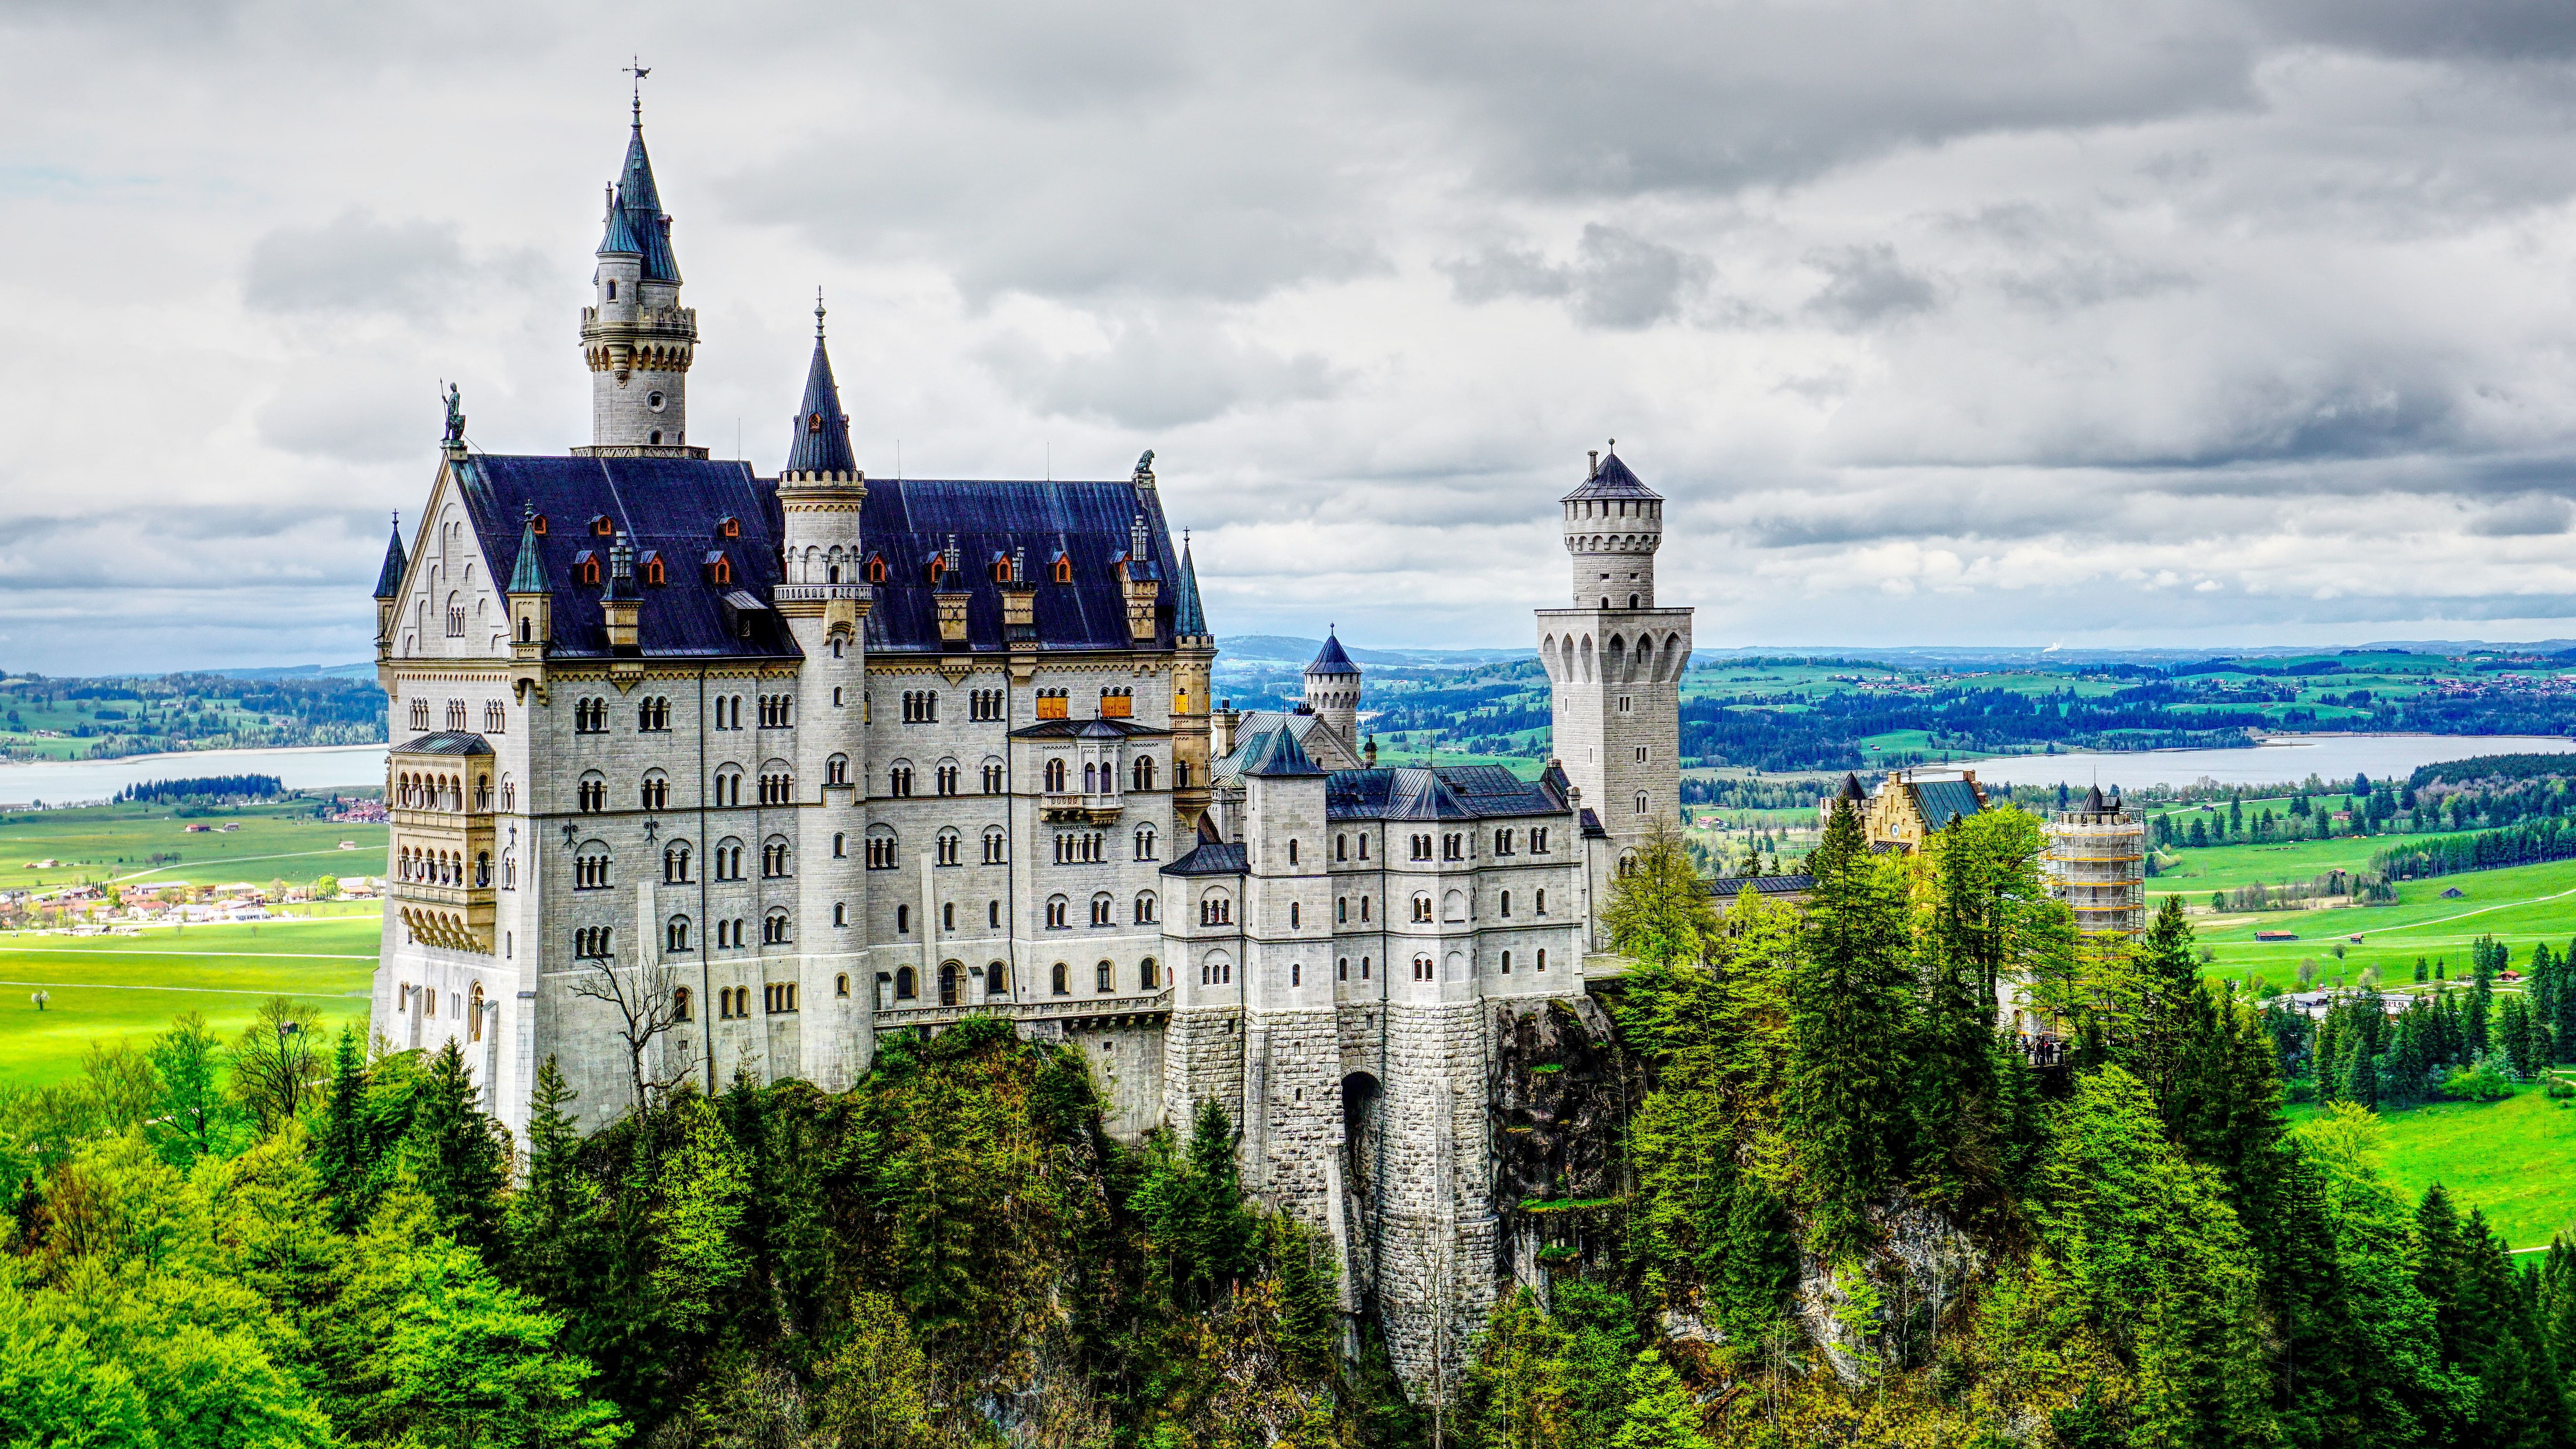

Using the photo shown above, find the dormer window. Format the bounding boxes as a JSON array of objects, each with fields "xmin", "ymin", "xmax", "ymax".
[
  {"xmin": 806, "ymin": 412, "xmax": 824, "ymax": 434},
  {"xmin": 926, "ymin": 554, "xmax": 946, "ymax": 585},
  {"xmin": 530, "ymin": 514, "xmax": 548, "ymax": 535},
  {"xmin": 991, "ymin": 555, "xmax": 1012, "ymax": 584},
  {"xmin": 720, "ymin": 517, "xmax": 741, "ymax": 539},
  {"xmin": 592, "ymin": 515, "xmax": 613, "ymax": 537},
  {"xmin": 865, "ymin": 553, "xmax": 888, "ymax": 584},
  {"xmin": 642, "ymin": 552, "xmax": 665, "ymax": 586},
  {"xmin": 1051, "ymin": 552, "xmax": 1073, "ymax": 584},
  {"xmin": 574, "ymin": 550, "xmax": 601, "ymax": 586},
  {"xmin": 703, "ymin": 551, "xmax": 732, "ymax": 585}
]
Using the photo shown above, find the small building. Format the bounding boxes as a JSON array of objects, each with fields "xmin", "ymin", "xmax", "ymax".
[{"xmin": 1706, "ymin": 873, "xmax": 1815, "ymax": 912}]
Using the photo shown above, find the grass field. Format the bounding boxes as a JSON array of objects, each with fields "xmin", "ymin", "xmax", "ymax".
[
  {"xmin": 0, "ymin": 797, "xmax": 386, "ymax": 892},
  {"xmin": 2183, "ymin": 856, "xmax": 2576, "ymax": 993},
  {"xmin": 0, "ymin": 915, "xmax": 379, "ymax": 1087},
  {"xmin": 2150, "ymin": 833, "xmax": 2382, "ymax": 898},
  {"xmin": 2293, "ymin": 1084, "xmax": 2576, "ymax": 1250}
]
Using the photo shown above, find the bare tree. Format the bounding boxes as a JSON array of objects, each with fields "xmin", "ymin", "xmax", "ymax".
[
  {"xmin": 229, "ymin": 995, "xmax": 326, "ymax": 1134},
  {"xmin": 568, "ymin": 938, "xmax": 692, "ymax": 1134}
]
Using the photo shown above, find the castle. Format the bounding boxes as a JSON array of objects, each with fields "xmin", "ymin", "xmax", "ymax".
[{"xmin": 367, "ymin": 108, "xmax": 1690, "ymax": 1390}]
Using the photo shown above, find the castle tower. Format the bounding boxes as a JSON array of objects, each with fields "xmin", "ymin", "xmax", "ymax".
[
  {"xmin": 2044, "ymin": 786, "xmax": 2146, "ymax": 938},
  {"xmin": 772, "ymin": 295, "xmax": 870, "ymax": 1088},
  {"xmin": 1171, "ymin": 535, "xmax": 1216, "ymax": 827},
  {"xmin": 1536, "ymin": 446, "xmax": 1692, "ymax": 865},
  {"xmin": 372, "ymin": 514, "xmax": 407, "ymax": 658},
  {"xmin": 1302, "ymin": 630, "xmax": 1362, "ymax": 755},
  {"xmin": 579, "ymin": 99, "xmax": 700, "ymax": 455}
]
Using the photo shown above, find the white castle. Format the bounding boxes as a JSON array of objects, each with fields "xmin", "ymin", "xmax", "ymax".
[{"xmin": 368, "ymin": 110, "xmax": 1691, "ymax": 1389}]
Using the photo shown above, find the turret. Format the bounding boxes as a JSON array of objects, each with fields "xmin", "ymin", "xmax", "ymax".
[
  {"xmin": 505, "ymin": 505, "xmax": 551, "ymax": 703},
  {"xmin": 1301, "ymin": 629, "xmax": 1361, "ymax": 754},
  {"xmin": 578, "ymin": 99, "xmax": 700, "ymax": 455},
  {"xmin": 1561, "ymin": 444, "xmax": 1662, "ymax": 609},
  {"xmin": 372, "ymin": 513, "xmax": 407, "ymax": 652},
  {"xmin": 1171, "ymin": 534, "xmax": 1215, "ymax": 821}
]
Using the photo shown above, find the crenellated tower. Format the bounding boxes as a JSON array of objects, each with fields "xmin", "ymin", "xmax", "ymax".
[
  {"xmin": 1537, "ymin": 445, "xmax": 1692, "ymax": 868},
  {"xmin": 1301, "ymin": 630, "xmax": 1362, "ymax": 756},
  {"xmin": 579, "ymin": 98, "xmax": 700, "ymax": 456}
]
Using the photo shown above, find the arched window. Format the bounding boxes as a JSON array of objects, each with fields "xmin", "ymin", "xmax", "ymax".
[
  {"xmin": 939, "ymin": 961, "xmax": 960, "ymax": 1008},
  {"xmin": 575, "ymin": 846, "xmax": 611, "ymax": 890},
  {"xmin": 1131, "ymin": 756, "xmax": 1156, "ymax": 791},
  {"xmin": 889, "ymin": 762, "xmax": 914, "ymax": 797},
  {"xmin": 1501, "ymin": 950, "xmax": 1512, "ymax": 974},
  {"xmin": 673, "ymin": 986, "xmax": 693, "ymax": 1020},
  {"xmin": 1051, "ymin": 554, "xmax": 1073, "ymax": 584},
  {"xmin": 1045, "ymin": 758, "xmax": 1068, "ymax": 792},
  {"xmin": 895, "ymin": 966, "xmax": 917, "ymax": 1000},
  {"xmin": 1141, "ymin": 957, "xmax": 1158, "ymax": 990},
  {"xmin": 763, "ymin": 910, "xmax": 791, "ymax": 945},
  {"xmin": 468, "ymin": 983, "xmax": 483, "ymax": 1039},
  {"xmin": 1338, "ymin": 957, "xmax": 1349, "ymax": 980},
  {"xmin": 1290, "ymin": 901, "xmax": 1300, "ymax": 928},
  {"xmin": 1133, "ymin": 824, "xmax": 1157, "ymax": 861},
  {"xmin": 667, "ymin": 916, "xmax": 692, "ymax": 952},
  {"xmin": 640, "ymin": 771, "xmax": 669, "ymax": 810},
  {"xmin": 1096, "ymin": 961, "xmax": 1114, "ymax": 993},
  {"xmin": 983, "ymin": 827, "xmax": 1007, "ymax": 864},
  {"xmin": 935, "ymin": 760, "xmax": 959, "ymax": 795},
  {"xmin": 936, "ymin": 828, "xmax": 961, "ymax": 866},
  {"xmin": 833, "ymin": 902, "xmax": 846, "ymax": 926},
  {"xmin": 836, "ymin": 974, "xmax": 850, "ymax": 998},
  {"xmin": 1134, "ymin": 891, "xmax": 1157, "ymax": 924},
  {"xmin": 988, "ymin": 961, "xmax": 1010, "ymax": 996},
  {"xmin": 1047, "ymin": 895, "xmax": 1069, "ymax": 929},
  {"xmin": 1051, "ymin": 962, "xmax": 1070, "ymax": 995},
  {"xmin": 713, "ymin": 838, "xmax": 746, "ymax": 880},
  {"xmin": 865, "ymin": 553, "xmax": 888, "ymax": 583},
  {"xmin": 1537, "ymin": 948, "xmax": 1548, "ymax": 972},
  {"xmin": 1090, "ymin": 893, "xmax": 1114, "ymax": 927},
  {"xmin": 827, "ymin": 754, "xmax": 849, "ymax": 786},
  {"xmin": 762, "ymin": 837, "xmax": 792, "ymax": 878},
  {"xmin": 1634, "ymin": 792, "xmax": 1649, "ymax": 816},
  {"xmin": 865, "ymin": 829, "xmax": 898, "ymax": 870},
  {"xmin": 1287, "ymin": 839, "xmax": 1299, "ymax": 865}
]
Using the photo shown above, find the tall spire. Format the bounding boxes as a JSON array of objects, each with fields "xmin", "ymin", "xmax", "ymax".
[
  {"xmin": 507, "ymin": 503, "xmax": 548, "ymax": 595},
  {"xmin": 784, "ymin": 290, "xmax": 856, "ymax": 477},
  {"xmin": 373, "ymin": 513, "xmax": 407, "ymax": 599},
  {"xmin": 1174, "ymin": 532, "xmax": 1208, "ymax": 638}
]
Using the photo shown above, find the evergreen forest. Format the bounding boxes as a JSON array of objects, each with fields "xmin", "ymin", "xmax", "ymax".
[{"xmin": 6, "ymin": 802, "xmax": 2575, "ymax": 1447}]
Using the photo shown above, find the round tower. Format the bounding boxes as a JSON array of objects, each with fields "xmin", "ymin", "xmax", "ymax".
[
  {"xmin": 1562, "ymin": 446, "xmax": 1662, "ymax": 609},
  {"xmin": 580, "ymin": 99, "xmax": 699, "ymax": 454},
  {"xmin": 1302, "ymin": 629, "xmax": 1362, "ymax": 753}
]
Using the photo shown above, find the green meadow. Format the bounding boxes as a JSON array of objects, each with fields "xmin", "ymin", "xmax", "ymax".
[
  {"xmin": 0, "ymin": 796, "xmax": 386, "ymax": 892},
  {"xmin": 0, "ymin": 914, "xmax": 379, "ymax": 1087},
  {"xmin": 2294, "ymin": 1083, "xmax": 2576, "ymax": 1251}
]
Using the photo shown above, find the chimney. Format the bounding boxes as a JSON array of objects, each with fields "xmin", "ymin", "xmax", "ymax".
[
  {"xmin": 1587, "ymin": 450, "xmax": 1599, "ymax": 479},
  {"xmin": 935, "ymin": 534, "xmax": 970, "ymax": 645},
  {"xmin": 601, "ymin": 533, "xmax": 641, "ymax": 654},
  {"xmin": 1000, "ymin": 545, "xmax": 1037, "ymax": 639}
]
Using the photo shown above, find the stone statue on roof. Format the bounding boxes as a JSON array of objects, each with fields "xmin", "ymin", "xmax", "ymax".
[
  {"xmin": 441, "ymin": 382, "xmax": 465, "ymax": 445},
  {"xmin": 1134, "ymin": 449, "xmax": 1155, "ymax": 480}
]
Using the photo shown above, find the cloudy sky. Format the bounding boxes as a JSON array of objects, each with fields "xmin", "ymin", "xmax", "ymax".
[{"xmin": 7, "ymin": 0, "xmax": 2576, "ymax": 673}]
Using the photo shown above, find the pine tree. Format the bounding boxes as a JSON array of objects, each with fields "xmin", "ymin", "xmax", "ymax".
[
  {"xmin": 408, "ymin": 1038, "xmax": 507, "ymax": 1252},
  {"xmin": 507, "ymin": 1056, "xmax": 597, "ymax": 1302},
  {"xmin": 2500, "ymin": 995, "xmax": 2536, "ymax": 1079},
  {"xmin": 314, "ymin": 1024, "xmax": 372, "ymax": 1229},
  {"xmin": 1609, "ymin": 1349, "xmax": 1711, "ymax": 1449},
  {"xmin": 1787, "ymin": 827, "xmax": 1914, "ymax": 1259}
]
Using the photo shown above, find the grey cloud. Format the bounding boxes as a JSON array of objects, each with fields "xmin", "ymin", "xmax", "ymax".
[
  {"xmin": 243, "ymin": 211, "xmax": 546, "ymax": 320},
  {"xmin": 2468, "ymin": 493, "xmax": 2575, "ymax": 537},
  {"xmin": 980, "ymin": 314, "xmax": 1341, "ymax": 429},
  {"xmin": 1804, "ymin": 243, "xmax": 1940, "ymax": 329},
  {"xmin": 1445, "ymin": 224, "xmax": 1711, "ymax": 328},
  {"xmin": 2256, "ymin": 0, "xmax": 2576, "ymax": 62}
]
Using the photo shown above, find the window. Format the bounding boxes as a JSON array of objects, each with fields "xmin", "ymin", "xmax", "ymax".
[
  {"xmin": 936, "ymin": 761, "xmax": 959, "ymax": 796},
  {"xmin": 1413, "ymin": 954, "xmax": 1433, "ymax": 981},
  {"xmin": 970, "ymin": 689, "xmax": 1004, "ymax": 721},
  {"xmin": 574, "ymin": 927, "xmax": 613, "ymax": 959},
  {"xmin": 1291, "ymin": 962, "xmax": 1302, "ymax": 987},
  {"xmin": 865, "ymin": 553, "xmax": 888, "ymax": 583},
  {"xmin": 827, "ymin": 754, "xmax": 848, "ymax": 786},
  {"xmin": 832, "ymin": 833, "xmax": 846, "ymax": 859},
  {"xmin": 1089, "ymin": 893, "xmax": 1114, "ymax": 927},
  {"xmin": 664, "ymin": 843, "xmax": 692, "ymax": 882},
  {"xmin": 1036, "ymin": 688, "xmax": 1069, "ymax": 720},
  {"xmin": 942, "ymin": 902, "xmax": 954, "ymax": 931},
  {"xmin": 502, "ymin": 778, "xmax": 516, "ymax": 812},
  {"xmin": 715, "ymin": 839, "xmax": 745, "ymax": 880},
  {"xmin": 606, "ymin": 279, "xmax": 617, "ymax": 301},
  {"xmin": 1337, "ymin": 897, "xmax": 1348, "ymax": 923},
  {"xmin": 902, "ymin": 690, "xmax": 939, "ymax": 724},
  {"xmin": 1617, "ymin": 695, "xmax": 1632, "ymax": 713},
  {"xmin": 1494, "ymin": 829, "xmax": 1513, "ymax": 856},
  {"xmin": 667, "ymin": 917, "xmax": 692, "ymax": 952},
  {"xmin": 1141, "ymin": 957, "xmax": 1158, "ymax": 990},
  {"xmin": 895, "ymin": 904, "xmax": 910, "ymax": 933},
  {"xmin": 1531, "ymin": 827, "xmax": 1550, "ymax": 855},
  {"xmin": 988, "ymin": 900, "xmax": 1002, "ymax": 928},
  {"xmin": 1288, "ymin": 840, "xmax": 1300, "ymax": 866},
  {"xmin": 758, "ymin": 770, "xmax": 794, "ymax": 805},
  {"xmin": 1362, "ymin": 956, "xmax": 1372, "ymax": 979},
  {"xmin": 444, "ymin": 699, "xmax": 466, "ymax": 730},
  {"xmin": 484, "ymin": 702, "xmax": 507, "ymax": 733},
  {"xmin": 409, "ymin": 700, "xmax": 431, "ymax": 731},
  {"xmin": 575, "ymin": 698, "xmax": 607, "ymax": 732},
  {"xmin": 981, "ymin": 761, "xmax": 1004, "ymax": 794},
  {"xmin": 1096, "ymin": 961, "xmax": 1114, "ymax": 993},
  {"xmin": 983, "ymin": 828, "xmax": 1007, "ymax": 865},
  {"xmin": 1044, "ymin": 758, "xmax": 1067, "ymax": 791},
  {"xmin": 1289, "ymin": 902, "xmax": 1300, "ymax": 928},
  {"xmin": 578, "ymin": 554, "xmax": 602, "ymax": 586},
  {"xmin": 712, "ymin": 769, "xmax": 743, "ymax": 807},
  {"xmin": 758, "ymin": 694, "xmax": 794, "ymax": 727},
  {"xmin": 1412, "ymin": 894, "xmax": 1433, "ymax": 923},
  {"xmin": 836, "ymin": 974, "xmax": 850, "ymax": 997},
  {"xmin": 939, "ymin": 962, "xmax": 959, "ymax": 1007},
  {"xmin": 574, "ymin": 848, "xmax": 611, "ymax": 889},
  {"xmin": 1443, "ymin": 833, "xmax": 1463, "ymax": 861},
  {"xmin": 1537, "ymin": 949, "xmax": 1549, "ymax": 972},
  {"xmin": 1051, "ymin": 554, "xmax": 1073, "ymax": 584},
  {"xmin": 640, "ymin": 773, "xmax": 669, "ymax": 810},
  {"xmin": 1361, "ymin": 895, "xmax": 1372, "ymax": 922},
  {"xmin": 1132, "ymin": 756, "xmax": 1156, "ymax": 791},
  {"xmin": 1338, "ymin": 957, "xmax": 1349, "ymax": 980},
  {"xmin": 764, "ymin": 982, "xmax": 799, "ymax": 1013},
  {"xmin": 1500, "ymin": 891, "xmax": 1512, "ymax": 918},
  {"xmin": 833, "ymin": 902, "xmax": 846, "ymax": 927},
  {"xmin": 577, "ymin": 774, "xmax": 606, "ymax": 813},
  {"xmin": 1535, "ymin": 888, "xmax": 1548, "ymax": 916},
  {"xmin": 1410, "ymin": 833, "xmax": 1432, "ymax": 861},
  {"xmin": 1634, "ymin": 791, "xmax": 1650, "ymax": 816},
  {"xmin": 706, "ymin": 554, "xmax": 733, "ymax": 585},
  {"xmin": 1359, "ymin": 833, "xmax": 1369, "ymax": 860},
  {"xmin": 1199, "ymin": 891, "xmax": 1233, "ymax": 926},
  {"xmin": 1134, "ymin": 825, "xmax": 1157, "ymax": 861},
  {"xmin": 761, "ymin": 911, "xmax": 789, "ymax": 946},
  {"xmin": 720, "ymin": 516, "xmax": 741, "ymax": 539},
  {"xmin": 936, "ymin": 829, "xmax": 961, "ymax": 866},
  {"xmin": 1501, "ymin": 951, "xmax": 1512, "ymax": 974},
  {"xmin": 1051, "ymin": 962, "xmax": 1070, "ymax": 995},
  {"xmin": 895, "ymin": 967, "xmax": 917, "ymax": 1001},
  {"xmin": 445, "ymin": 599, "xmax": 464, "ymax": 637},
  {"xmin": 762, "ymin": 838, "xmax": 792, "ymax": 877},
  {"xmin": 1635, "ymin": 745, "xmax": 1649, "ymax": 764},
  {"xmin": 1336, "ymin": 834, "xmax": 1348, "ymax": 861},
  {"xmin": 592, "ymin": 515, "xmax": 614, "ymax": 537},
  {"xmin": 1047, "ymin": 896, "xmax": 1069, "ymax": 929},
  {"xmin": 715, "ymin": 695, "xmax": 743, "ymax": 730},
  {"xmin": 673, "ymin": 985, "xmax": 692, "ymax": 1020},
  {"xmin": 644, "ymin": 555, "xmax": 666, "ymax": 586},
  {"xmin": 889, "ymin": 763, "xmax": 913, "ymax": 797},
  {"xmin": 866, "ymin": 832, "xmax": 898, "ymax": 870}
]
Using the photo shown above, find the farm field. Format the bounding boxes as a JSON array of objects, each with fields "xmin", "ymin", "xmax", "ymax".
[
  {"xmin": 2186, "ymin": 855, "xmax": 2576, "ymax": 993},
  {"xmin": 2148, "ymin": 829, "xmax": 2381, "ymax": 898},
  {"xmin": 2292, "ymin": 1085, "xmax": 2576, "ymax": 1251},
  {"xmin": 0, "ymin": 914, "xmax": 379, "ymax": 1087},
  {"xmin": 0, "ymin": 797, "xmax": 385, "ymax": 892}
]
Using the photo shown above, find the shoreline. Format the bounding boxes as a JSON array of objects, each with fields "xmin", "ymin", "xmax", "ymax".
[{"xmin": 0, "ymin": 741, "xmax": 385, "ymax": 771}]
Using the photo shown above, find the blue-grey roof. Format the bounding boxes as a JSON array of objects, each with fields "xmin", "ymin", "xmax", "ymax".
[
  {"xmin": 1162, "ymin": 837, "xmax": 1248, "ymax": 876},
  {"xmin": 507, "ymin": 509, "xmax": 547, "ymax": 594},
  {"xmin": 1307, "ymin": 631, "xmax": 1356, "ymax": 674},
  {"xmin": 1708, "ymin": 873, "xmax": 1815, "ymax": 898},
  {"xmin": 1237, "ymin": 725, "xmax": 1327, "ymax": 778},
  {"xmin": 1325, "ymin": 764, "xmax": 1566, "ymax": 821},
  {"xmin": 1907, "ymin": 779, "xmax": 1985, "ymax": 832},
  {"xmin": 1837, "ymin": 771, "xmax": 1867, "ymax": 801},
  {"xmin": 449, "ymin": 452, "xmax": 794, "ymax": 659},
  {"xmin": 1009, "ymin": 717, "xmax": 1168, "ymax": 741},
  {"xmin": 597, "ymin": 125, "xmax": 680, "ymax": 283},
  {"xmin": 860, "ymin": 478, "xmax": 1182, "ymax": 654},
  {"xmin": 1174, "ymin": 539, "xmax": 1207, "ymax": 637},
  {"xmin": 393, "ymin": 731, "xmax": 493, "ymax": 757},
  {"xmin": 784, "ymin": 328, "xmax": 855, "ymax": 476},
  {"xmin": 1562, "ymin": 450, "xmax": 1658, "ymax": 502},
  {"xmin": 373, "ymin": 518, "xmax": 408, "ymax": 599}
]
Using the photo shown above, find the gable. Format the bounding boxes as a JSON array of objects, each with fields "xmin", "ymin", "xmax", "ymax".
[{"xmin": 392, "ymin": 462, "xmax": 509, "ymax": 661}]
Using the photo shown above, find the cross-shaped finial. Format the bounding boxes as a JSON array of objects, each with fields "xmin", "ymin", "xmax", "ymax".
[{"xmin": 625, "ymin": 57, "xmax": 651, "ymax": 124}]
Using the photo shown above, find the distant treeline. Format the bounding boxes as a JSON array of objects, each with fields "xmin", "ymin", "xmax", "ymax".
[
  {"xmin": 116, "ymin": 774, "xmax": 284, "ymax": 803},
  {"xmin": 2371, "ymin": 819, "xmax": 2576, "ymax": 880},
  {"xmin": 2409, "ymin": 753, "xmax": 2576, "ymax": 790}
]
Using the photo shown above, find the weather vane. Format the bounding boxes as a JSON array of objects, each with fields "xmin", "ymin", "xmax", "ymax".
[{"xmin": 625, "ymin": 56, "xmax": 651, "ymax": 124}]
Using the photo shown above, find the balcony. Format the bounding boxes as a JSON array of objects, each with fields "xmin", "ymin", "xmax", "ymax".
[
  {"xmin": 773, "ymin": 583, "xmax": 868, "ymax": 603},
  {"xmin": 875, "ymin": 989, "xmax": 1173, "ymax": 1033},
  {"xmin": 1042, "ymin": 792, "xmax": 1126, "ymax": 824}
]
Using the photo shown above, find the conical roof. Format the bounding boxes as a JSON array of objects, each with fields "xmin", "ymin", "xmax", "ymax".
[
  {"xmin": 373, "ymin": 517, "xmax": 407, "ymax": 599},
  {"xmin": 1238, "ymin": 725, "xmax": 1326, "ymax": 778},
  {"xmin": 597, "ymin": 123, "xmax": 680, "ymax": 282},
  {"xmin": 1307, "ymin": 630, "xmax": 1357, "ymax": 675},
  {"xmin": 1174, "ymin": 538, "xmax": 1208, "ymax": 636},
  {"xmin": 784, "ymin": 306, "xmax": 855, "ymax": 476},
  {"xmin": 2084, "ymin": 783, "xmax": 2108, "ymax": 813},
  {"xmin": 1562, "ymin": 448, "xmax": 1659, "ymax": 502},
  {"xmin": 507, "ymin": 507, "xmax": 548, "ymax": 594},
  {"xmin": 1836, "ymin": 770, "xmax": 1867, "ymax": 801}
]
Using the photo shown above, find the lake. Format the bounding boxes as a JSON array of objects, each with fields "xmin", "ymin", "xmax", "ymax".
[
  {"xmin": 1946, "ymin": 734, "xmax": 2576, "ymax": 792},
  {"xmin": 0, "ymin": 744, "xmax": 388, "ymax": 806}
]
